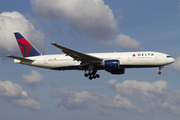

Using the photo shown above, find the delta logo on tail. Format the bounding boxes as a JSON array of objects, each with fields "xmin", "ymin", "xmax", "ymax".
[{"xmin": 14, "ymin": 33, "xmax": 41, "ymax": 57}]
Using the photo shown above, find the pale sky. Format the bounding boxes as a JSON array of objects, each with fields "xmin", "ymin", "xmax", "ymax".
[{"xmin": 0, "ymin": 0, "xmax": 180, "ymax": 120}]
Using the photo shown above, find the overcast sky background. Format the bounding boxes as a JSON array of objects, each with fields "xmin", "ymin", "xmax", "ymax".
[{"xmin": 0, "ymin": 0, "xmax": 180, "ymax": 120}]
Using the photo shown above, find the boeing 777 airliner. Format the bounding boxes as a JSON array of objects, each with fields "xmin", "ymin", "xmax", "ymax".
[{"xmin": 7, "ymin": 32, "xmax": 175, "ymax": 80}]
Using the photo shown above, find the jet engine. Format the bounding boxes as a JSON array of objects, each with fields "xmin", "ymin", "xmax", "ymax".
[{"xmin": 102, "ymin": 60, "xmax": 120, "ymax": 69}]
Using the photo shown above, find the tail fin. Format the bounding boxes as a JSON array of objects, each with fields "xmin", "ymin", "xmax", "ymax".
[{"xmin": 14, "ymin": 32, "xmax": 42, "ymax": 57}]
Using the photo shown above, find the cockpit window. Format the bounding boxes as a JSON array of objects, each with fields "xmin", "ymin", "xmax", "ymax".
[{"xmin": 167, "ymin": 56, "xmax": 171, "ymax": 58}]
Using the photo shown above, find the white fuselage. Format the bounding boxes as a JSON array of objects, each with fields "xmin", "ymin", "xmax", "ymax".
[{"xmin": 14, "ymin": 51, "xmax": 174, "ymax": 71}]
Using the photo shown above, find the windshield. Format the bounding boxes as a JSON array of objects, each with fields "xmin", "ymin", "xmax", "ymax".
[{"xmin": 166, "ymin": 56, "xmax": 172, "ymax": 58}]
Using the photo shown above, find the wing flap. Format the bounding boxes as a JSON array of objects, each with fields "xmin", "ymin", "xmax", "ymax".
[{"xmin": 51, "ymin": 43, "xmax": 102, "ymax": 62}]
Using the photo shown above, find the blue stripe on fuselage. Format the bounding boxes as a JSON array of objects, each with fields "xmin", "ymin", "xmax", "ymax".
[
  {"xmin": 51, "ymin": 65, "xmax": 81, "ymax": 70},
  {"xmin": 51, "ymin": 65, "xmax": 161, "ymax": 71}
]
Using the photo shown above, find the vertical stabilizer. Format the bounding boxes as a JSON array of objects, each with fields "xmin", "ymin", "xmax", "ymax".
[{"xmin": 14, "ymin": 32, "xmax": 42, "ymax": 57}]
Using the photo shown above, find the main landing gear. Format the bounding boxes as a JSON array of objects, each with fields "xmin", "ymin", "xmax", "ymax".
[
  {"xmin": 158, "ymin": 66, "xmax": 164, "ymax": 75},
  {"xmin": 84, "ymin": 70, "xmax": 100, "ymax": 80}
]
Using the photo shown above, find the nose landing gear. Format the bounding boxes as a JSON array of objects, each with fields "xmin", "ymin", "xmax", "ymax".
[
  {"xmin": 84, "ymin": 70, "xmax": 100, "ymax": 80},
  {"xmin": 158, "ymin": 66, "xmax": 164, "ymax": 75}
]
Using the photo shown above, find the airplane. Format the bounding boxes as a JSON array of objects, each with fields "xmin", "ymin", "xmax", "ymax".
[{"xmin": 7, "ymin": 32, "xmax": 175, "ymax": 80}]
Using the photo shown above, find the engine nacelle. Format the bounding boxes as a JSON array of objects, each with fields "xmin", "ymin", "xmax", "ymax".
[
  {"xmin": 106, "ymin": 68, "xmax": 125, "ymax": 75},
  {"xmin": 103, "ymin": 60, "xmax": 120, "ymax": 69}
]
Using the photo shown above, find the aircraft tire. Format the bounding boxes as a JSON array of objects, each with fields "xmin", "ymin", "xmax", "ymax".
[
  {"xmin": 84, "ymin": 73, "xmax": 88, "ymax": 77},
  {"xmin": 96, "ymin": 74, "xmax": 100, "ymax": 78}
]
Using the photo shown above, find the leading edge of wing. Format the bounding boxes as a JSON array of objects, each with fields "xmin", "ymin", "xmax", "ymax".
[{"xmin": 51, "ymin": 43, "xmax": 103, "ymax": 62}]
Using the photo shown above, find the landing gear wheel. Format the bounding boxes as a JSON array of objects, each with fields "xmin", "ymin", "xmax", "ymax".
[
  {"xmin": 85, "ymin": 70, "xmax": 100, "ymax": 80},
  {"xmin": 89, "ymin": 77, "xmax": 92, "ymax": 80},
  {"xmin": 84, "ymin": 73, "xmax": 88, "ymax": 77},
  {"xmin": 96, "ymin": 74, "xmax": 100, "ymax": 78},
  {"xmin": 158, "ymin": 66, "xmax": 163, "ymax": 75}
]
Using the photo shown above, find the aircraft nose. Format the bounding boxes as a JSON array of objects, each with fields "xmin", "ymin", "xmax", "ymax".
[{"xmin": 166, "ymin": 57, "xmax": 175, "ymax": 64}]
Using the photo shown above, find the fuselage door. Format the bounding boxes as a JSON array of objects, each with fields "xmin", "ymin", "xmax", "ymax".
[
  {"xmin": 155, "ymin": 56, "xmax": 159, "ymax": 61},
  {"xmin": 44, "ymin": 58, "xmax": 48, "ymax": 64}
]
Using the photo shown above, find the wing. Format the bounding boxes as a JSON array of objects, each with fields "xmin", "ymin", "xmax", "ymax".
[
  {"xmin": 7, "ymin": 55, "xmax": 34, "ymax": 62},
  {"xmin": 51, "ymin": 43, "xmax": 102, "ymax": 63}
]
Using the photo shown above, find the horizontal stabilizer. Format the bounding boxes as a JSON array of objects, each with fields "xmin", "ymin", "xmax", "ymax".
[{"xmin": 7, "ymin": 55, "xmax": 34, "ymax": 62}]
